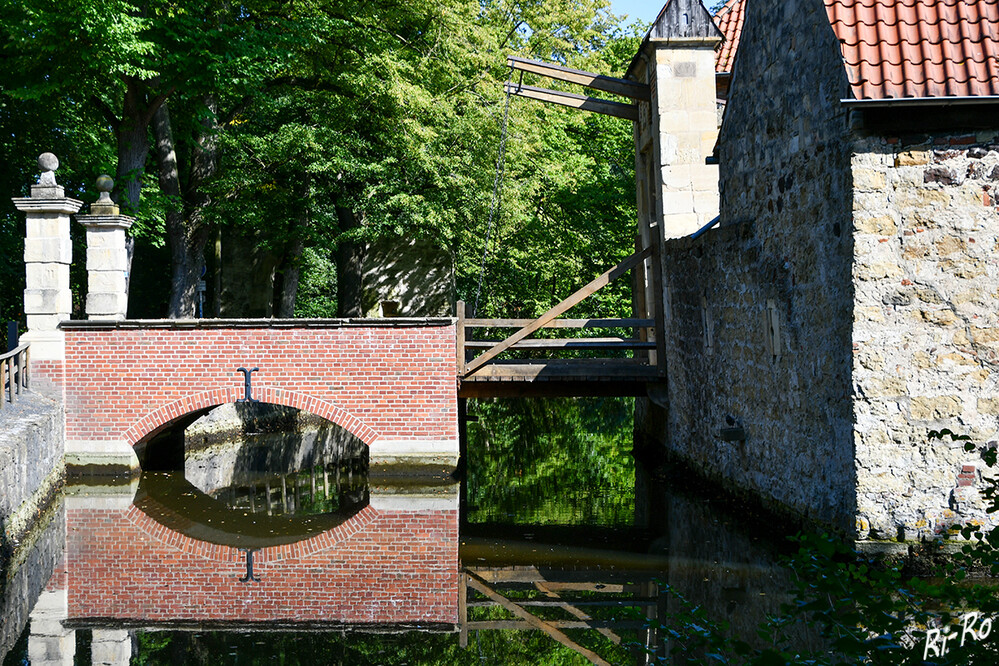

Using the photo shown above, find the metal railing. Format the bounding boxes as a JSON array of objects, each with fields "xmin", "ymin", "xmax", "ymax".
[{"xmin": 1, "ymin": 342, "xmax": 29, "ymax": 409}]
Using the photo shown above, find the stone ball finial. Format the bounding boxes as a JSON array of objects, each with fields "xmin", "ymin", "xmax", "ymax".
[
  {"xmin": 96, "ymin": 174, "xmax": 114, "ymax": 193},
  {"xmin": 38, "ymin": 153, "xmax": 59, "ymax": 172},
  {"xmin": 37, "ymin": 152, "xmax": 59, "ymax": 186}
]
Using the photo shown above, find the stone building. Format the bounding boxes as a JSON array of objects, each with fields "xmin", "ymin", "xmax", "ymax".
[{"xmin": 633, "ymin": 0, "xmax": 999, "ymax": 542}]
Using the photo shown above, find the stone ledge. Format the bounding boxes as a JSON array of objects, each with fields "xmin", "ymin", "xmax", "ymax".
[{"xmin": 59, "ymin": 317, "xmax": 456, "ymax": 330}]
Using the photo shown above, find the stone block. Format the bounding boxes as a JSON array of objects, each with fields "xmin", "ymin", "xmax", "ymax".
[
  {"xmin": 86, "ymin": 247, "xmax": 129, "ymax": 271},
  {"xmin": 25, "ymin": 264, "xmax": 70, "ymax": 290},
  {"xmin": 87, "ymin": 271, "xmax": 127, "ymax": 294},
  {"xmin": 25, "ymin": 215, "xmax": 71, "ymax": 239},
  {"xmin": 854, "ymin": 215, "xmax": 898, "ymax": 235},
  {"xmin": 23, "ymin": 288, "xmax": 72, "ymax": 315},
  {"xmin": 84, "ymin": 228, "xmax": 127, "ymax": 249},
  {"xmin": 24, "ymin": 237, "xmax": 72, "ymax": 264},
  {"xmin": 854, "ymin": 167, "xmax": 887, "ymax": 191},
  {"xmin": 977, "ymin": 397, "xmax": 999, "ymax": 415},
  {"xmin": 918, "ymin": 309, "xmax": 958, "ymax": 326},
  {"xmin": 86, "ymin": 292, "xmax": 128, "ymax": 317},
  {"xmin": 895, "ymin": 149, "xmax": 931, "ymax": 166},
  {"xmin": 26, "ymin": 314, "xmax": 64, "ymax": 331},
  {"xmin": 661, "ymin": 189, "xmax": 694, "ymax": 214},
  {"xmin": 910, "ymin": 395, "xmax": 963, "ymax": 420}
]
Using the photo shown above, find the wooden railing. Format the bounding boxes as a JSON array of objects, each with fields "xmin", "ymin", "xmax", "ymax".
[
  {"xmin": 1, "ymin": 343, "xmax": 29, "ymax": 409},
  {"xmin": 456, "ymin": 245, "xmax": 662, "ymax": 380}
]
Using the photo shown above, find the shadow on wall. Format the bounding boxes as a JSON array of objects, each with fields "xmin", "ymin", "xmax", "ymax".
[
  {"xmin": 183, "ymin": 402, "xmax": 368, "ymax": 494},
  {"xmin": 361, "ymin": 237, "xmax": 454, "ymax": 317}
]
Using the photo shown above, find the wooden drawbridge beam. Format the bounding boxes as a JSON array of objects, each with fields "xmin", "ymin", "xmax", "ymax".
[
  {"xmin": 503, "ymin": 83, "xmax": 639, "ymax": 121},
  {"xmin": 507, "ymin": 56, "xmax": 650, "ymax": 101}
]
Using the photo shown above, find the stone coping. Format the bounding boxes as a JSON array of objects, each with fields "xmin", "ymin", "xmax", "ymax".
[{"xmin": 59, "ymin": 317, "xmax": 456, "ymax": 330}]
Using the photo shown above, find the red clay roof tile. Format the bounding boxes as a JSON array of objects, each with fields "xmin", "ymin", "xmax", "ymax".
[
  {"xmin": 713, "ymin": 0, "xmax": 745, "ymax": 73},
  {"xmin": 825, "ymin": 0, "xmax": 999, "ymax": 100}
]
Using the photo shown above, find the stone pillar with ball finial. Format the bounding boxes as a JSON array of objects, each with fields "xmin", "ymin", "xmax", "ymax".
[
  {"xmin": 75, "ymin": 175, "xmax": 134, "ymax": 319},
  {"xmin": 11, "ymin": 154, "xmax": 83, "ymax": 382}
]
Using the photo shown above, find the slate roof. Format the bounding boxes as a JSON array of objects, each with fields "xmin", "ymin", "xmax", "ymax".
[
  {"xmin": 825, "ymin": 0, "xmax": 999, "ymax": 100},
  {"xmin": 713, "ymin": 0, "xmax": 746, "ymax": 73}
]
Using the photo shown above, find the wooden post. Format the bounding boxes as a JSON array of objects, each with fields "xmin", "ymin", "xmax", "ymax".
[
  {"xmin": 633, "ymin": 235, "xmax": 649, "ymax": 362},
  {"xmin": 7, "ymin": 357, "xmax": 15, "ymax": 404},
  {"xmin": 456, "ymin": 300, "xmax": 466, "ymax": 376},
  {"xmin": 459, "ymin": 571, "xmax": 468, "ymax": 648},
  {"xmin": 649, "ymin": 226, "xmax": 667, "ymax": 377}
]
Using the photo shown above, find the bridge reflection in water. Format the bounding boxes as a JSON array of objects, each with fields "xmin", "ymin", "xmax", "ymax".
[{"xmin": 15, "ymin": 403, "xmax": 803, "ymax": 665}]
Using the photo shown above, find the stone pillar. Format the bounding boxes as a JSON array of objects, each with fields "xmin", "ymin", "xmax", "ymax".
[
  {"xmin": 91, "ymin": 629, "xmax": 132, "ymax": 666},
  {"xmin": 28, "ymin": 587, "xmax": 75, "ymax": 666},
  {"xmin": 651, "ymin": 36, "xmax": 721, "ymax": 240},
  {"xmin": 75, "ymin": 176, "xmax": 134, "ymax": 320},
  {"xmin": 11, "ymin": 154, "xmax": 84, "ymax": 396}
]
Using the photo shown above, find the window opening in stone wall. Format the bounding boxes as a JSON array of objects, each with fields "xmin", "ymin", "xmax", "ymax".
[
  {"xmin": 701, "ymin": 294, "xmax": 713, "ymax": 355},
  {"xmin": 765, "ymin": 299, "xmax": 781, "ymax": 361}
]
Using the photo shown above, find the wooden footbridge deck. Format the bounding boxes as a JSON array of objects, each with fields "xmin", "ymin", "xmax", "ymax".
[{"xmin": 456, "ymin": 245, "xmax": 665, "ymax": 399}]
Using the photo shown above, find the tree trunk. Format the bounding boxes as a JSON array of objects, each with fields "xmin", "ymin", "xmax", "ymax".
[
  {"xmin": 335, "ymin": 206, "xmax": 365, "ymax": 317},
  {"xmin": 152, "ymin": 101, "xmax": 201, "ymax": 318},
  {"xmin": 275, "ymin": 238, "xmax": 303, "ymax": 318}
]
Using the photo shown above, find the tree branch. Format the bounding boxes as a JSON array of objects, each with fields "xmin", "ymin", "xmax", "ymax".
[{"xmin": 90, "ymin": 95, "xmax": 121, "ymax": 129}]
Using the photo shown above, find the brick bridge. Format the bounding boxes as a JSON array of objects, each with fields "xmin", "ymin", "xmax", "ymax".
[{"xmin": 52, "ymin": 319, "xmax": 459, "ymax": 471}]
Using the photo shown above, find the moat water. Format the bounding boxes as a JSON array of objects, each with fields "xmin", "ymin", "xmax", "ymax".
[{"xmin": 1, "ymin": 398, "xmax": 805, "ymax": 665}]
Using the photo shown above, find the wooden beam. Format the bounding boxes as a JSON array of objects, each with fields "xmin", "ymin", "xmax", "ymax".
[
  {"xmin": 464, "ymin": 360, "xmax": 659, "ymax": 381},
  {"xmin": 456, "ymin": 300, "xmax": 466, "ymax": 376},
  {"xmin": 465, "ymin": 572, "xmax": 613, "ymax": 666},
  {"xmin": 504, "ymin": 83, "xmax": 639, "ymax": 121},
  {"xmin": 463, "ymin": 337, "xmax": 656, "ymax": 350},
  {"xmin": 463, "ymin": 317, "xmax": 654, "ymax": 328},
  {"xmin": 507, "ymin": 56, "xmax": 650, "ymax": 101},
  {"xmin": 536, "ymin": 581, "xmax": 622, "ymax": 645},
  {"xmin": 463, "ymin": 246, "xmax": 652, "ymax": 377}
]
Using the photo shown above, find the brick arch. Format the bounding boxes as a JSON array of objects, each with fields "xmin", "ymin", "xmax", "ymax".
[
  {"xmin": 123, "ymin": 503, "xmax": 379, "ymax": 563},
  {"xmin": 122, "ymin": 386, "xmax": 381, "ymax": 447}
]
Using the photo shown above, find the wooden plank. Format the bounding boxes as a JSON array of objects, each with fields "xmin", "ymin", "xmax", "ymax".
[
  {"xmin": 504, "ymin": 83, "xmax": 639, "ymax": 121},
  {"xmin": 464, "ymin": 338, "xmax": 656, "ymax": 350},
  {"xmin": 465, "ymin": 572, "xmax": 612, "ymax": 666},
  {"xmin": 468, "ymin": 599, "xmax": 657, "ymax": 608},
  {"xmin": 456, "ymin": 299, "xmax": 466, "ymax": 376},
  {"xmin": 464, "ymin": 318, "xmax": 654, "ymax": 328},
  {"xmin": 464, "ymin": 246, "xmax": 651, "ymax": 377},
  {"xmin": 507, "ymin": 56, "xmax": 650, "ymax": 101},
  {"xmin": 467, "ymin": 620, "xmax": 648, "ymax": 631},
  {"xmin": 536, "ymin": 581, "xmax": 621, "ymax": 645},
  {"xmin": 464, "ymin": 361, "xmax": 660, "ymax": 381},
  {"xmin": 459, "ymin": 572, "xmax": 468, "ymax": 649}
]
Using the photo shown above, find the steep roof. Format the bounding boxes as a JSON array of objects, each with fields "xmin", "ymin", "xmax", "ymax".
[
  {"xmin": 825, "ymin": 0, "xmax": 999, "ymax": 101},
  {"xmin": 713, "ymin": 0, "xmax": 745, "ymax": 73}
]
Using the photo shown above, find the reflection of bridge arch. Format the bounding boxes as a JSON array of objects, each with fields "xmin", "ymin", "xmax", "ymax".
[
  {"xmin": 125, "ymin": 502, "xmax": 379, "ymax": 563},
  {"xmin": 124, "ymin": 387, "xmax": 380, "ymax": 448}
]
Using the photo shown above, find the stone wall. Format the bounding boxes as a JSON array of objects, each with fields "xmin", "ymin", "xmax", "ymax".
[
  {"xmin": 850, "ymin": 130, "xmax": 999, "ymax": 539},
  {"xmin": 638, "ymin": 0, "xmax": 858, "ymax": 532},
  {"xmin": 0, "ymin": 392, "xmax": 65, "ymax": 545}
]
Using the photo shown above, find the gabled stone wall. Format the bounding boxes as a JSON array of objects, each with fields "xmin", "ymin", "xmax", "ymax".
[
  {"xmin": 638, "ymin": 0, "xmax": 858, "ymax": 532},
  {"xmin": 851, "ymin": 130, "xmax": 999, "ymax": 539}
]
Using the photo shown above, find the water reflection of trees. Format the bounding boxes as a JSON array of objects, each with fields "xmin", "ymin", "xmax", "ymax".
[{"xmin": 465, "ymin": 397, "xmax": 635, "ymax": 526}]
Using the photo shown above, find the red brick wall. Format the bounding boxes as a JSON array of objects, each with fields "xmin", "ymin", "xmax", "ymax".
[
  {"xmin": 60, "ymin": 322, "xmax": 458, "ymax": 447},
  {"xmin": 66, "ymin": 503, "xmax": 459, "ymax": 625}
]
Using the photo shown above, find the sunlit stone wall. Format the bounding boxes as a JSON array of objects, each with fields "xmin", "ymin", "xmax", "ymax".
[
  {"xmin": 851, "ymin": 132, "xmax": 999, "ymax": 540},
  {"xmin": 637, "ymin": 0, "xmax": 999, "ymax": 542}
]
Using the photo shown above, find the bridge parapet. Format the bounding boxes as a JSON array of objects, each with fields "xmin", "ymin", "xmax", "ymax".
[{"xmin": 58, "ymin": 318, "xmax": 458, "ymax": 474}]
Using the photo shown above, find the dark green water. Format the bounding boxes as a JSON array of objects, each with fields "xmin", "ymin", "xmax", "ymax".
[{"xmin": 1, "ymin": 397, "xmax": 797, "ymax": 666}]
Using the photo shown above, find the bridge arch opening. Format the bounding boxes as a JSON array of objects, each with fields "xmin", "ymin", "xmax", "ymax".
[{"xmin": 134, "ymin": 401, "xmax": 370, "ymax": 549}]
